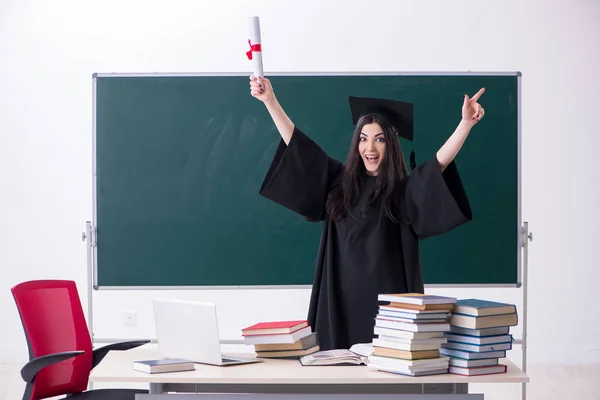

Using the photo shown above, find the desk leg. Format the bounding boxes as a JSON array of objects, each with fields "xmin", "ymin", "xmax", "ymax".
[
  {"xmin": 421, "ymin": 383, "xmax": 468, "ymax": 394},
  {"xmin": 150, "ymin": 383, "xmax": 165, "ymax": 394},
  {"xmin": 452, "ymin": 383, "xmax": 468, "ymax": 394}
]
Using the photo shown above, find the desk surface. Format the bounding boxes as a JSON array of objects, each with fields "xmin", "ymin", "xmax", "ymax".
[{"xmin": 90, "ymin": 349, "xmax": 529, "ymax": 385}]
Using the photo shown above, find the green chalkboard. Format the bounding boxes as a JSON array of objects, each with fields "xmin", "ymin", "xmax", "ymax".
[{"xmin": 93, "ymin": 73, "xmax": 521, "ymax": 288}]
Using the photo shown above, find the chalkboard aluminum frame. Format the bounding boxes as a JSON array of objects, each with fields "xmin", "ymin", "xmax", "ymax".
[{"xmin": 89, "ymin": 71, "xmax": 525, "ymax": 291}]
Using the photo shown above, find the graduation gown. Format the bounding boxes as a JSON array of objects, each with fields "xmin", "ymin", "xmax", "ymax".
[{"xmin": 259, "ymin": 126, "xmax": 472, "ymax": 351}]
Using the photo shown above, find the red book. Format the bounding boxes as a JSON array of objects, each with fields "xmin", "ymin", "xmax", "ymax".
[{"xmin": 242, "ymin": 320, "xmax": 309, "ymax": 336}]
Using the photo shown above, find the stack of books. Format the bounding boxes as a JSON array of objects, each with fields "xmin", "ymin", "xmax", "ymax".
[
  {"xmin": 241, "ymin": 320, "xmax": 319, "ymax": 358},
  {"xmin": 441, "ymin": 299, "xmax": 518, "ymax": 376},
  {"xmin": 366, "ymin": 293, "xmax": 457, "ymax": 376}
]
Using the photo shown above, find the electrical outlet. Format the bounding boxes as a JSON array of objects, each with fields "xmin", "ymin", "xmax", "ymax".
[{"xmin": 124, "ymin": 310, "xmax": 137, "ymax": 326}]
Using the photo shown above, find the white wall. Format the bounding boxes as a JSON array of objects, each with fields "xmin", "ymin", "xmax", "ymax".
[{"xmin": 1, "ymin": 0, "xmax": 600, "ymax": 397}]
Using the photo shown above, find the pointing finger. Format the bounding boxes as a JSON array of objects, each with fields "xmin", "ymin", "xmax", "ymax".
[{"xmin": 471, "ymin": 87, "xmax": 486, "ymax": 102}]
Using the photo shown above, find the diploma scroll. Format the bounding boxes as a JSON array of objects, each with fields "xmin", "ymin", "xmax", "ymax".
[{"xmin": 247, "ymin": 16, "xmax": 264, "ymax": 79}]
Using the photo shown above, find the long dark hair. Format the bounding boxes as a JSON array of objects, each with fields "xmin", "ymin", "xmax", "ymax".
[{"xmin": 326, "ymin": 113, "xmax": 410, "ymax": 222}]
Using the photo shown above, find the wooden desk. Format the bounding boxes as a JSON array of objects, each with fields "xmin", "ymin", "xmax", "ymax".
[{"xmin": 89, "ymin": 349, "xmax": 528, "ymax": 398}]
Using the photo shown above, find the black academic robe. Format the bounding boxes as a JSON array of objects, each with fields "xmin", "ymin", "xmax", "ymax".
[{"xmin": 259, "ymin": 126, "xmax": 472, "ymax": 351}]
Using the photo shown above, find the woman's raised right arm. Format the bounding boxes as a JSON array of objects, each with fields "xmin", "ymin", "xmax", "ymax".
[
  {"xmin": 250, "ymin": 76, "xmax": 294, "ymax": 145},
  {"xmin": 251, "ymin": 76, "xmax": 343, "ymax": 222}
]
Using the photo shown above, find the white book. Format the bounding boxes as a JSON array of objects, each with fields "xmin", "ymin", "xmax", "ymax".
[
  {"xmin": 369, "ymin": 355, "xmax": 450, "ymax": 368},
  {"xmin": 133, "ymin": 358, "xmax": 195, "ymax": 374},
  {"xmin": 378, "ymin": 309, "xmax": 450, "ymax": 320},
  {"xmin": 378, "ymin": 294, "xmax": 457, "ymax": 306},
  {"xmin": 377, "ymin": 312, "xmax": 448, "ymax": 324},
  {"xmin": 374, "ymin": 326, "xmax": 444, "ymax": 340},
  {"xmin": 375, "ymin": 318, "xmax": 450, "ymax": 332},
  {"xmin": 379, "ymin": 306, "xmax": 451, "ymax": 315},
  {"xmin": 450, "ymin": 313, "xmax": 517, "ymax": 330},
  {"xmin": 370, "ymin": 361, "xmax": 450, "ymax": 376},
  {"xmin": 376, "ymin": 367, "xmax": 449, "ymax": 377},
  {"xmin": 377, "ymin": 335, "xmax": 447, "ymax": 346},
  {"xmin": 373, "ymin": 338, "xmax": 443, "ymax": 352}
]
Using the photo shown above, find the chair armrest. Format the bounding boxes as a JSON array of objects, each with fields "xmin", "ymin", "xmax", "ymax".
[
  {"xmin": 92, "ymin": 339, "xmax": 150, "ymax": 369},
  {"xmin": 21, "ymin": 350, "xmax": 84, "ymax": 383}
]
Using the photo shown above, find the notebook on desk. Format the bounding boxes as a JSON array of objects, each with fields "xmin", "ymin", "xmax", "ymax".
[{"xmin": 152, "ymin": 298, "xmax": 261, "ymax": 366}]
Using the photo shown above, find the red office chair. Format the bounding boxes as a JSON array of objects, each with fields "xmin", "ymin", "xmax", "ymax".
[{"xmin": 11, "ymin": 279, "xmax": 150, "ymax": 400}]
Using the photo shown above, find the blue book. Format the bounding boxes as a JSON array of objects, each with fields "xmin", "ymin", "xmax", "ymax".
[
  {"xmin": 453, "ymin": 299, "xmax": 517, "ymax": 317},
  {"xmin": 449, "ymin": 357, "xmax": 499, "ymax": 368},
  {"xmin": 444, "ymin": 333, "xmax": 513, "ymax": 346},
  {"xmin": 442, "ymin": 341, "xmax": 513, "ymax": 353},
  {"xmin": 449, "ymin": 326, "xmax": 510, "ymax": 337},
  {"xmin": 439, "ymin": 348, "xmax": 506, "ymax": 360}
]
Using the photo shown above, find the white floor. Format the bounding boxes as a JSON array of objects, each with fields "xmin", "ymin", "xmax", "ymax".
[{"xmin": 2, "ymin": 363, "xmax": 599, "ymax": 400}]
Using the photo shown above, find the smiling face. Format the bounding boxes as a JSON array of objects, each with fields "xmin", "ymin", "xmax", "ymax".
[{"xmin": 358, "ymin": 122, "xmax": 386, "ymax": 176}]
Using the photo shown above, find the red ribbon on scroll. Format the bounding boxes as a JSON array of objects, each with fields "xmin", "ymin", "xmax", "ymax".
[{"xmin": 246, "ymin": 39, "xmax": 262, "ymax": 60}]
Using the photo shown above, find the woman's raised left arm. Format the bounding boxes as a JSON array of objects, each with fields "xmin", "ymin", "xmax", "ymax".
[{"xmin": 436, "ymin": 88, "xmax": 486, "ymax": 172}]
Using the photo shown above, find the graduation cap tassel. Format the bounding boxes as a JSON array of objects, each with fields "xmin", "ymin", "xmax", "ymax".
[{"xmin": 410, "ymin": 149, "xmax": 416, "ymax": 171}]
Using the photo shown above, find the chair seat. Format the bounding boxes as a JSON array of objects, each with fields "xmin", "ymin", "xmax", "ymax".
[{"xmin": 68, "ymin": 388, "xmax": 149, "ymax": 400}]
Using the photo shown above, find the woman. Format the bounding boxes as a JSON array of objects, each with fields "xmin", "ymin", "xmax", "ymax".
[{"xmin": 250, "ymin": 76, "xmax": 484, "ymax": 351}]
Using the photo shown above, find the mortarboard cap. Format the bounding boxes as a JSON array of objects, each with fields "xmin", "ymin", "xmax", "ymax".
[
  {"xmin": 348, "ymin": 96, "xmax": 414, "ymax": 141},
  {"xmin": 348, "ymin": 96, "xmax": 416, "ymax": 170}
]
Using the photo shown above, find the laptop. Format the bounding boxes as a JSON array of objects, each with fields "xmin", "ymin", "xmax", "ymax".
[{"xmin": 152, "ymin": 297, "xmax": 262, "ymax": 366}]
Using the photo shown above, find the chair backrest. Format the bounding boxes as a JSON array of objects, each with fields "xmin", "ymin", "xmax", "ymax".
[{"xmin": 11, "ymin": 280, "xmax": 93, "ymax": 399}]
